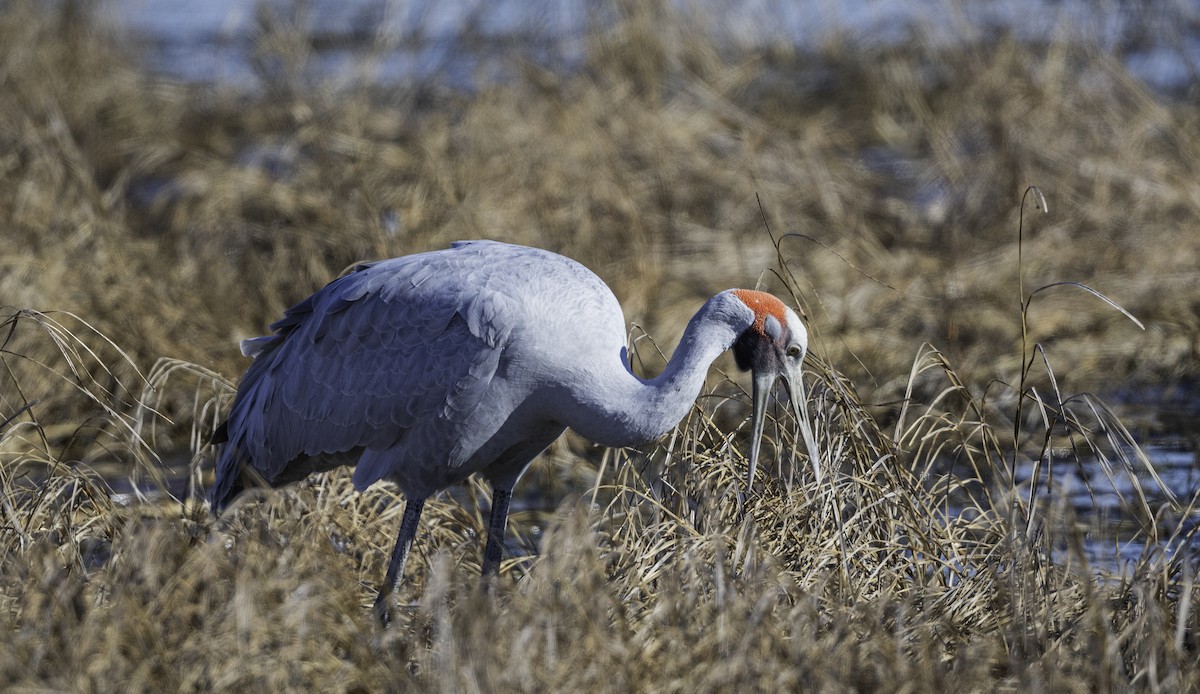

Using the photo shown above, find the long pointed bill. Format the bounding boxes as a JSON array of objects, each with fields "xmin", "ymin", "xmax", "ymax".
[
  {"xmin": 747, "ymin": 367, "xmax": 823, "ymax": 494},
  {"xmin": 747, "ymin": 370, "xmax": 773, "ymax": 491},
  {"xmin": 782, "ymin": 368, "xmax": 822, "ymax": 486}
]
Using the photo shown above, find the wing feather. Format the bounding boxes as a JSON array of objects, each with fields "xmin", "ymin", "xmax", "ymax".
[{"xmin": 211, "ymin": 245, "xmax": 519, "ymax": 508}]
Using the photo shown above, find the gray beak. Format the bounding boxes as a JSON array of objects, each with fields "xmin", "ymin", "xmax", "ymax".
[{"xmin": 747, "ymin": 366, "xmax": 822, "ymax": 492}]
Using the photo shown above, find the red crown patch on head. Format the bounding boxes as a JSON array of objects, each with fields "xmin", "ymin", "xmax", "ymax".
[{"xmin": 732, "ymin": 289, "xmax": 787, "ymax": 337}]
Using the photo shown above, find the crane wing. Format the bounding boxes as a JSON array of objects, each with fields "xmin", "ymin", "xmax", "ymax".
[{"xmin": 211, "ymin": 249, "xmax": 517, "ymax": 507}]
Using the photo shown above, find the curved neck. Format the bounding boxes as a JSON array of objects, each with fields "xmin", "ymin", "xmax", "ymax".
[{"xmin": 567, "ymin": 294, "xmax": 747, "ymax": 447}]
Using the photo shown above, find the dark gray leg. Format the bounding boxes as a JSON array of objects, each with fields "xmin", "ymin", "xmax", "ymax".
[
  {"xmin": 481, "ymin": 487, "xmax": 512, "ymax": 578},
  {"xmin": 373, "ymin": 497, "xmax": 425, "ymax": 627}
]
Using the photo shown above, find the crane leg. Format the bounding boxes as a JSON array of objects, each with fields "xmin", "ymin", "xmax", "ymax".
[
  {"xmin": 373, "ymin": 497, "xmax": 425, "ymax": 627},
  {"xmin": 481, "ymin": 486, "xmax": 512, "ymax": 579}
]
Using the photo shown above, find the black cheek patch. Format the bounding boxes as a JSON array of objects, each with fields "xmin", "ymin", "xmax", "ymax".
[{"xmin": 733, "ymin": 328, "xmax": 776, "ymax": 372}]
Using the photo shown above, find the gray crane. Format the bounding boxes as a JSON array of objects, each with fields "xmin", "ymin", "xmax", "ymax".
[{"xmin": 209, "ymin": 240, "xmax": 820, "ymax": 623}]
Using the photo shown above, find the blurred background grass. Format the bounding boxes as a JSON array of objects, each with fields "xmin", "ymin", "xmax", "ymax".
[
  {"xmin": 3, "ymin": 0, "xmax": 1198, "ymax": 439},
  {"xmin": 1, "ymin": 1, "xmax": 1199, "ymax": 689}
]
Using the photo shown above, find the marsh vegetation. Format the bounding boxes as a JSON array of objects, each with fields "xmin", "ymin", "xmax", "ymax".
[{"xmin": 2, "ymin": 1, "xmax": 1198, "ymax": 690}]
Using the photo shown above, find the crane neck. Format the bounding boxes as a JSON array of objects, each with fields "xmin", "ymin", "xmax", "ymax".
[{"xmin": 569, "ymin": 292, "xmax": 750, "ymax": 447}]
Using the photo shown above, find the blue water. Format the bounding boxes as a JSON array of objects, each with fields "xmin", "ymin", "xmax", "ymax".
[
  {"xmin": 104, "ymin": 0, "xmax": 1200, "ymax": 93},
  {"xmin": 1013, "ymin": 444, "xmax": 1200, "ymax": 575}
]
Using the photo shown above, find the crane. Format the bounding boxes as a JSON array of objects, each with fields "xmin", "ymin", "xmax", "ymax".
[{"xmin": 209, "ymin": 240, "xmax": 820, "ymax": 623}]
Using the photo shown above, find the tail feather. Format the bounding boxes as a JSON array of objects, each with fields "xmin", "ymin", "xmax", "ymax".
[
  {"xmin": 208, "ymin": 439, "xmax": 246, "ymax": 513},
  {"xmin": 240, "ymin": 335, "xmax": 280, "ymax": 358},
  {"xmin": 210, "ymin": 430, "xmax": 362, "ymax": 512}
]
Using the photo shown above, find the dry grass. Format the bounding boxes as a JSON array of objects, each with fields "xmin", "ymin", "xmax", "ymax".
[
  {"xmin": 3, "ymin": 302, "xmax": 1197, "ymax": 690},
  {"xmin": 2, "ymin": 0, "xmax": 1199, "ymax": 691}
]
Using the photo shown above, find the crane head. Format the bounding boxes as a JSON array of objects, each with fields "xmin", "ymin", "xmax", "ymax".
[{"xmin": 730, "ymin": 290, "xmax": 822, "ymax": 493}]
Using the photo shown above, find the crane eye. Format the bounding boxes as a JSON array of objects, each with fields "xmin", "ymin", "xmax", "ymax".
[{"xmin": 786, "ymin": 345, "xmax": 802, "ymax": 359}]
